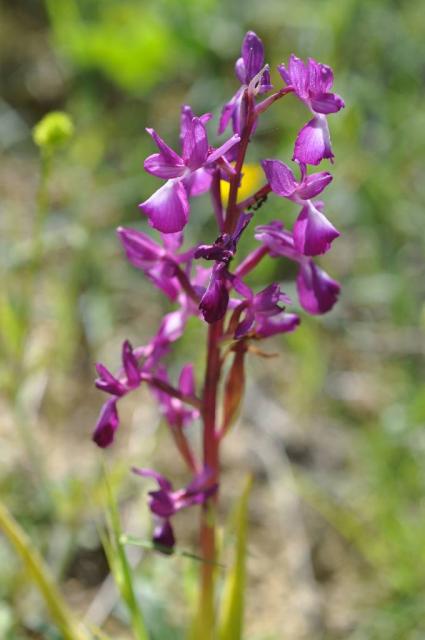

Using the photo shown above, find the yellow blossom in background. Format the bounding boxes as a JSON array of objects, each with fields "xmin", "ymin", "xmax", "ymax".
[{"xmin": 220, "ymin": 163, "xmax": 263, "ymax": 206}]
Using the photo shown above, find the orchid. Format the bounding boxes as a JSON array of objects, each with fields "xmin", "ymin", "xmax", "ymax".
[
  {"xmin": 261, "ymin": 159, "xmax": 340, "ymax": 255},
  {"xmin": 278, "ymin": 55, "xmax": 345, "ymax": 165},
  {"xmin": 139, "ymin": 106, "xmax": 240, "ymax": 233},
  {"xmin": 93, "ymin": 30, "xmax": 344, "ymax": 637}
]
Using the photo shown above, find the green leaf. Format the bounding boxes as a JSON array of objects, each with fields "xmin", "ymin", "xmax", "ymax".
[
  {"xmin": 218, "ymin": 475, "xmax": 252, "ymax": 640},
  {"xmin": 0, "ymin": 500, "xmax": 92, "ymax": 640},
  {"xmin": 102, "ymin": 468, "xmax": 150, "ymax": 640}
]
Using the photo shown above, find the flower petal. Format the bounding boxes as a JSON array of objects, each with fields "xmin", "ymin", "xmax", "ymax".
[
  {"xmin": 117, "ymin": 226, "xmax": 164, "ymax": 269},
  {"xmin": 183, "ymin": 167, "xmax": 212, "ymax": 196},
  {"xmin": 296, "ymin": 260, "xmax": 340, "ymax": 314},
  {"xmin": 93, "ymin": 399, "xmax": 119, "ymax": 448},
  {"xmin": 255, "ymin": 312, "xmax": 300, "ymax": 337},
  {"xmin": 310, "ymin": 92, "xmax": 345, "ymax": 115},
  {"xmin": 293, "ymin": 115, "xmax": 333, "ymax": 166},
  {"xmin": 242, "ymin": 31, "xmax": 264, "ymax": 81},
  {"xmin": 182, "ymin": 117, "xmax": 209, "ymax": 170},
  {"xmin": 288, "ymin": 54, "xmax": 309, "ymax": 100},
  {"xmin": 307, "ymin": 58, "xmax": 334, "ymax": 93},
  {"xmin": 153, "ymin": 518, "xmax": 175, "ymax": 550},
  {"xmin": 122, "ymin": 340, "xmax": 140, "ymax": 387},
  {"xmin": 297, "ymin": 171, "xmax": 333, "ymax": 199},
  {"xmin": 179, "ymin": 363, "xmax": 196, "ymax": 397},
  {"xmin": 144, "ymin": 128, "xmax": 185, "ymax": 178},
  {"xmin": 132, "ymin": 467, "xmax": 174, "ymax": 492},
  {"xmin": 262, "ymin": 159, "xmax": 297, "ymax": 197},
  {"xmin": 293, "ymin": 202, "xmax": 340, "ymax": 256},
  {"xmin": 139, "ymin": 179, "xmax": 189, "ymax": 233}
]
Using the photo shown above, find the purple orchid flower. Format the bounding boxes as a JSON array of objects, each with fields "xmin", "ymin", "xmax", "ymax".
[
  {"xmin": 132, "ymin": 467, "xmax": 217, "ymax": 550},
  {"xmin": 117, "ymin": 226, "xmax": 195, "ymax": 301},
  {"xmin": 139, "ymin": 107, "xmax": 240, "ymax": 233},
  {"xmin": 261, "ymin": 159, "xmax": 339, "ymax": 255},
  {"xmin": 152, "ymin": 364, "xmax": 200, "ymax": 429},
  {"xmin": 234, "ymin": 283, "xmax": 292, "ymax": 338},
  {"xmin": 278, "ymin": 55, "xmax": 344, "ymax": 165},
  {"xmin": 255, "ymin": 221, "xmax": 340, "ymax": 314},
  {"xmin": 219, "ymin": 30, "xmax": 272, "ymax": 135}
]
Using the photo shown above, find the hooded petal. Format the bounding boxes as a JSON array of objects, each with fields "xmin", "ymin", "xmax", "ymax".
[
  {"xmin": 293, "ymin": 202, "xmax": 340, "ymax": 255},
  {"xmin": 93, "ymin": 399, "xmax": 119, "ymax": 448},
  {"xmin": 296, "ymin": 260, "xmax": 340, "ymax": 314},
  {"xmin": 307, "ymin": 58, "xmax": 334, "ymax": 93},
  {"xmin": 182, "ymin": 117, "xmax": 209, "ymax": 170},
  {"xmin": 139, "ymin": 179, "xmax": 189, "ymax": 233},
  {"xmin": 288, "ymin": 54, "xmax": 309, "ymax": 100},
  {"xmin": 242, "ymin": 31, "xmax": 264, "ymax": 81},
  {"xmin": 261, "ymin": 159, "xmax": 297, "ymax": 197},
  {"xmin": 293, "ymin": 115, "xmax": 333, "ymax": 166}
]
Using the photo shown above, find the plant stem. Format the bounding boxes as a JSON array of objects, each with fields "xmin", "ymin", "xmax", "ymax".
[
  {"xmin": 235, "ymin": 245, "xmax": 269, "ymax": 278},
  {"xmin": 198, "ymin": 319, "xmax": 223, "ymax": 636},
  {"xmin": 224, "ymin": 93, "xmax": 257, "ymax": 234}
]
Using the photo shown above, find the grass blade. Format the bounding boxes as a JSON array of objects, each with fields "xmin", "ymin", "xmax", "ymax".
[
  {"xmin": 218, "ymin": 475, "xmax": 252, "ymax": 640},
  {"xmin": 0, "ymin": 500, "xmax": 92, "ymax": 640}
]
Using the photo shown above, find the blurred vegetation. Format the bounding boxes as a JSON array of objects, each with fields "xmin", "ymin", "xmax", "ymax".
[{"xmin": 1, "ymin": 0, "xmax": 425, "ymax": 638}]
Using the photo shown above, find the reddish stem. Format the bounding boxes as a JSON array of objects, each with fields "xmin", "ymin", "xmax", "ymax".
[
  {"xmin": 237, "ymin": 183, "xmax": 272, "ymax": 212},
  {"xmin": 199, "ymin": 318, "xmax": 223, "ymax": 632},
  {"xmin": 235, "ymin": 245, "xmax": 269, "ymax": 278},
  {"xmin": 148, "ymin": 376, "xmax": 202, "ymax": 409}
]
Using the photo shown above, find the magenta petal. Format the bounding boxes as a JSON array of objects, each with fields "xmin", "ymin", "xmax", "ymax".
[
  {"xmin": 297, "ymin": 260, "xmax": 340, "ymax": 314},
  {"xmin": 288, "ymin": 54, "xmax": 309, "ymax": 100},
  {"xmin": 242, "ymin": 31, "xmax": 264, "ymax": 81},
  {"xmin": 144, "ymin": 153, "xmax": 186, "ymax": 179},
  {"xmin": 297, "ymin": 171, "xmax": 333, "ymax": 199},
  {"xmin": 182, "ymin": 117, "xmax": 209, "ymax": 170},
  {"xmin": 117, "ymin": 226, "xmax": 164, "ymax": 269},
  {"xmin": 207, "ymin": 134, "xmax": 241, "ymax": 164},
  {"xmin": 307, "ymin": 59, "xmax": 334, "ymax": 93},
  {"xmin": 199, "ymin": 268, "xmax": 229, "ymax": 323},
  {"xmin": 93, "ymin": 399, "xmax": 119, "ymax": 448},
  {"xmin": 256, "ymin": 312, "xmax": 300, "ymax": 337},
  {"xmin": 184, "ymin": 167, "xmax": 212, "ymax": 197},
  {"xmin": 293, "ymin": 116, "xmax": 333, "ymax": 166},
  {"xmin": 132, "ymin": 467, "xmax": 174, "ymax": 492},
  {"xmin": 139, "ymin": 179, "xmax": 189, "ymax": 234},
  {"xmin": 310, "ymin": 92, "xmax": 345, "ymax": 114},
  {"xmin": 144, "ymin": 128, "xmax": 185, "ymax": 178},
  {"xmin": 277, "ymin": 63, "xmax": 291, "ymax": 86},
  {"xmin": 293, "ymin": 203, "xmax": 340, "ymax": 256},
  {"xmin": 122, "ymin": 340, "xmax": 140, "ymax": 387},
  {"xmin": 261, "ymin": 159, "xmax": 297, "ymax": 197},
  {"xmin": 179, "ymin": 363, "xmax": 196, "ymax": 397}
]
